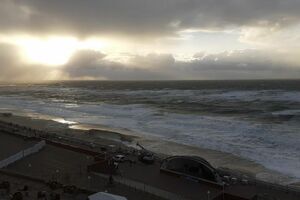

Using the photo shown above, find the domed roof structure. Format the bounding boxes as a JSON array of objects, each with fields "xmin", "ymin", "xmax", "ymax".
[{"xmin": 160, "ymin": 156, "xmax": 221, "ymax": 184}]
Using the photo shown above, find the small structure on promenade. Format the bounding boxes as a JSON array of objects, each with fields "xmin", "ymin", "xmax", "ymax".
[
  {"xmin": 160, "ymin": 156, "xmax": 222, "ymax": 185},
  {"xmin": 136, "ymin": 142, "xmax": 154, "ymax": 164},
  {"xmin": 88, "ymin": 192, "xmax": 127, "ymax": 200}
]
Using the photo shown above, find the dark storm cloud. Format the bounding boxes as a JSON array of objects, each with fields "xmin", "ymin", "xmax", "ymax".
[
  {"xmin": 64, "ymin": 50, "xmax": 172, "ymax": 80},
  {"xmin": 63, "ymin": 50, "xmax": 300, "ymax": 80},
  {"xmin": 2, "ymin": 0, "xmax": 300, "ymax": 37},
  {"xmin": 1, "ymin": 46, "xmax": 299, "ymax": 81}
]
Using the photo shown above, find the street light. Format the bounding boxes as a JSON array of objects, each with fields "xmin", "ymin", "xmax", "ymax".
[{"xmin": 88, "ymin": 176, "xmax": 92, "ymax": 189}]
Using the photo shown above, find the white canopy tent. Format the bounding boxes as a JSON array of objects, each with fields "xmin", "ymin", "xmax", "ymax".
[{"xmin": 88, "ymin": 192, "xmax": 128, "ymax": 200}]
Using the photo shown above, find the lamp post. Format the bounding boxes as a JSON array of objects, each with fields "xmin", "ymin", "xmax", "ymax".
[
  {"xmin": 207, "ymin": 190, "xmax": 210, "ymax": 200},
  {"xmin": 28, "ymin": 163, "xmax": 32, "ymax": 177},
  {"xmin": 222, "ymin": 182, "xmax": 225, "ymax": 200},
  {"xmin": 55, "ymin": 169, "xmax": 60, "ymax": 182},
  {"xmin": 88, "ymin": 176, "xmax": 92, "ymax": 189}
]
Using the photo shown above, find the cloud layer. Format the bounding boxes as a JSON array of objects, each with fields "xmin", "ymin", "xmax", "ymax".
[
  {"xmin": 1, "ymin": 41, "xmax": 299, "ymax": 81},
  {"xmin": 39, "ymin": 49, "xmax": 300, "ymax": 80},
  {"xmin": 1, "ymin": 0, "xmax": 300, "ymax": 37},
  {"xmin": 1, "ymin": 0, "xmax": 300, "ymax": 81}
]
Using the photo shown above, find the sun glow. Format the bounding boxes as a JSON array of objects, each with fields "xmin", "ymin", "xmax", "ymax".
[
  {"xmin": 1, "ymin": 35, "xmax": 110, "ymax": 66},
  {"xmin": 16, "ymin": 37, "xmax": 78, "ymax": 66}
]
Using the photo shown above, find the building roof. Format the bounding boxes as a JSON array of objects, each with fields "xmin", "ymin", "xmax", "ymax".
[
  {"xmin": 162, "ymin": 155, "xmax": 216, "ymax": 171},
  {"xmin": 88, "ymin": 192, "xmax": 128, "ymax": 200}
]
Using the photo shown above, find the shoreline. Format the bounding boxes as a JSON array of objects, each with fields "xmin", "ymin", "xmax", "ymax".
[{"xmin": 0, "ymin": 112, "xmax": 299, "ymax": 187}]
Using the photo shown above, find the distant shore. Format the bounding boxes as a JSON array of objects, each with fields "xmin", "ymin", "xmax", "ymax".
[{"xmin": 0, "ymin": 111, "xmax": 299, "ymax": 188}]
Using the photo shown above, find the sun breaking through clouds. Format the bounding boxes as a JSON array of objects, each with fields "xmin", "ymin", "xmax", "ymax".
[{"xmin": 0, "ymin": 0, "xmax": 300, "ymax": 81}]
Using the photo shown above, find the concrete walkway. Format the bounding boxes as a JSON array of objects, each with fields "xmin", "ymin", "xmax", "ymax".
[{"xmin": 94, "ymin": 172, "xmax": 191, "ymax": 200}]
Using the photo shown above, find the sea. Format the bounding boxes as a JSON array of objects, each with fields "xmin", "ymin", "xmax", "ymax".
[{"xmin": 0, "ymin": 80, "xmax": 300, "ymax": 183}]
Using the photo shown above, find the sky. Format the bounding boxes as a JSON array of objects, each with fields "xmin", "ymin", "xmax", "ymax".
[{"xmin": 0, "ymin": 0, "xmax": 300, "ymax": 81}]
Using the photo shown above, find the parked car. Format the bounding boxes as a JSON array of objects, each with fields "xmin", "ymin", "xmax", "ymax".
[
  {"xmin": 112, "ymin": 154, "xmax": 125, "ymax": 162},
  {"xmin": 138, "ymin": 152, "xmax": 154, "ymax": 164}
]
